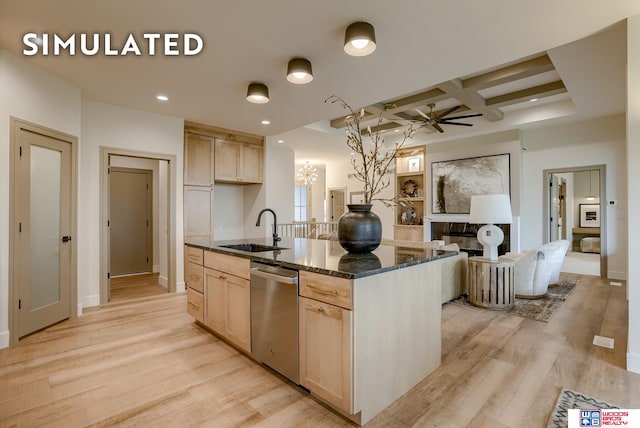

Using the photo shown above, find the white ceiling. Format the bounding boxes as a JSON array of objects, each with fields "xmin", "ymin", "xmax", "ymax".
[{"xmin": 0, "ymin": 1, "xmax": 637, "ymax": 164}]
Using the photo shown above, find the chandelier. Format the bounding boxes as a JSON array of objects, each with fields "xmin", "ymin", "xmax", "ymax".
[{"xmin": 297, "ymin": 162, "xmax": 318, "ymax": 185}]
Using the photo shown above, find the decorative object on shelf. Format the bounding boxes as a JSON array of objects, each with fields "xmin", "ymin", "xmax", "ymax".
[
  {"xmin": 326, "ymin": 96, "xmax": 418, "ymax": 253},
  {"xmin": 408, "ymin": 156, "xmax": 421, "ymax": 172},
  {"xmin": 432, "ymin": 153, "xmax": 510, "ymax": 214},
  {"xmin": 400, "ymin": 207, "xmax": 422, "ymax": 225},
  {"xmin": 286, "ymin": 57, "xmax": 313, "ymax": 84},
  {"xmin": 296, "ymin": 161, "xmax": 318, "ymax": 185},
  {"xmin": 469, "ymin": 194, "xmax": 513, "ymax": 260},
  {"xmin": 246, "ymin": 82, "xmax": 269, "ymax": 104},
  {"xmin": 338, "ymin": 204, "xmax": 382, "ymax": 253},
  {"xmin": 344, "ymin": 21, "xmax": 376, "ymax": 56},
  {"xmin": 579, "ymin": 203, "xmax": 600, "ymax": 228},
  {"xmin": 401, "ymin": 179, "xmax": 418, "ymax": 197}
]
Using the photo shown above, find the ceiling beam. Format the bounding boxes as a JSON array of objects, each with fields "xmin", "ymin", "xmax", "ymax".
[
  {"xmin": 461, "ymin": 54, "xmax": 556, "ymax": 89},
  {"xmin": 485, "ymin": 80, "xmax": 567, "ymax": 108},
  {"xmin": 438, "ymin": 79, "xmax": 504, "ymax": 121}
]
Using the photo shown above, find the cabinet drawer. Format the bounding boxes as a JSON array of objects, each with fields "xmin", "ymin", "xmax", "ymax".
[
  {"xmin": 299, "ymin": 271, "xmax": 352, "ymax": 310},
  {"xmin": 185, "ymin": 246, "xmax": 204, "ymax": 265},
  {"xmin": 187, "ymin": 288, "xmax": 204, "ymax": 323},
  {"xmin": 204, "ymin": 251, "xmax": 250, "ymax": 280},
  {"xmin": 185, "ymin": 261, "xmax": 204, "ymax": 293}
]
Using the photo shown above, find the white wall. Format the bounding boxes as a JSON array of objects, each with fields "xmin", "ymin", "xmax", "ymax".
[
  {"xmin": 213, "ymin": 184, "xmax": 245, "ymax": 240},
  {"xmin": 80, "ymin": 100, "xmax": 184, "ymax": 308},
  {"xmin": 0, "ymin": 50, "xmax": 82, "ymax": 347},
  {"xmin": 626, "ymin": 13, "xmax": 640, "ymax": 374},
  {"xmin": 258, "ymin": 142, "xmax": 295, "ymax": 239},
  {"xmin": 521, "ymin": 114, "xmax": 627, "ymax": 279}
]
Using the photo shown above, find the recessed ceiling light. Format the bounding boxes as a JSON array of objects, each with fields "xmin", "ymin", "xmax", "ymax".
[
  {"xmin": 529, "ymin": 98, "xmax": 538, "ymax": 102},
  {"xmin": 156, "ymin": 95, "xmax": 169, "ymax": 101},
  {"xmin": 261, "ymin": 120, "xmax": 271, "ymax": 125},
  {"xmin": 277, "ymin": 139, "xmax": 284, "ymax": 144}
]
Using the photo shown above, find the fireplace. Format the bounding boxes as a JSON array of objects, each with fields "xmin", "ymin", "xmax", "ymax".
[{"xmin": 430, "ymin": 222, "xmax": 511, "ymax": 256}]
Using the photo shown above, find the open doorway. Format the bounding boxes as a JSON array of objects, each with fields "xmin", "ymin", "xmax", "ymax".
[
  {"xmin": 328, "ymin": 187, "xmax": 346, "ymax": 223},
  {"xmin": 544, "ymin": 165, "xmax": 606, "ymax": 278},
  {"xmin": 100, "ymin": 148, "xmax": 176, "ymax": 305}
]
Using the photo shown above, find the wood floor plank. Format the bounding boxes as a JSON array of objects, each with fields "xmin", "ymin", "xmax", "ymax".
[{"xmin": 1, "ymin": 274, "xmax": 638, "ymax": 427}]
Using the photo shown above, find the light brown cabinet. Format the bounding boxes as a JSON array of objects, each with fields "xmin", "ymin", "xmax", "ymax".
[
  {"xmin": 184, "ymin": 133, "xmax": 214, "ymax": 186},
  {"xmin": 201, "ymin": 252, "xmax": 251, "ymax": 353},
  {"xmin": 214, "ymin": 139, "xmax": 263, "ymax": 184},
  {"xmin": 299, "ymin": 272, "xmax": 353, "ymax": 414},
  {"xmin": 185, "ymin": 246, "xmax": 205, "ymax": 323},
  {"xmin": 183, "ymin": 185, "xmax": 213, "ymax": 242},
  {"xmin": 299, "ymin": 296, "xmax": 353, "ymax": 414}
]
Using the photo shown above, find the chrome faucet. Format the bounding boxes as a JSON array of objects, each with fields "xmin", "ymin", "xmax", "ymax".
[{"xmin": 256, "ymin": 208, "xmax": 280, "ymax": 245}]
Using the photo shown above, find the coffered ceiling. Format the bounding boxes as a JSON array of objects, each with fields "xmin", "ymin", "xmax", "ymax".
[{"xmin": 0, "ymin": 1, "xmax": 637, "ymax": 162}]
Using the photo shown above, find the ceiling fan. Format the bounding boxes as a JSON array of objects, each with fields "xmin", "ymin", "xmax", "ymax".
[{"xmin": 413, "ymin": 103, "xmax": 482, "ymax": 133}]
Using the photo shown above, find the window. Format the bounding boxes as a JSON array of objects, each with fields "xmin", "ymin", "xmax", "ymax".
[{"xmin": 294, "ymin": 185, "xmax": 308, "ymax": 221}]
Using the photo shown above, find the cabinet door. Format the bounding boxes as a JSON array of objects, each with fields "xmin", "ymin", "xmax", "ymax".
[
  {"xmin": 238, "ymin": 143, "xmax": 263, "ymax": 183},
  {"xmin": 214, "ymin": 139, "xmax": 238, "ymax": 182},
  {"xmin": 184, "ymin": 133, "xmax": 214, "ymax": 186},
  {"xmin": 204, "ymin": 268, "xmax": 226, "ymax": 334},
  {"xmin": 183, "ymin": 186, "xmax": 213, "ymax": 242},
  {"xmin": 225, "ymin": 275, "xmax": 251, "ymax": 352},
  {"xmin": 299, "ymin": 297, "xmax": 353, "ymax": 413}
]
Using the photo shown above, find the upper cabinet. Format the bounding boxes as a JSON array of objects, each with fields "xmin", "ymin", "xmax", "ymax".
[
  {"xmin": 393, "ymin": 145, "xmax": 426, "ymax": 241},
  {"xmin": 184, "ymin": 133, "xmax": 215, "ymax": 186},
  {"xmin": 214, "ymin": 139, "xmax": 263, "ymax": 184},
  {"xmin": 184, "ymin": 121, "xmax": 264, "ymax": 186}
]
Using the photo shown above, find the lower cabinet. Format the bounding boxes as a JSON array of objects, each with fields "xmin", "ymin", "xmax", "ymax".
[
  {"xmin": 186, "ymin": 288, "xmax": 204, "ymax": 323},
  {"xmin": 299, "ymin": 296, "xmax": 353, "ymax": 414},
  {"xmin": 204, "ymin": 267, "xmax": 251, "ymax": 353}
]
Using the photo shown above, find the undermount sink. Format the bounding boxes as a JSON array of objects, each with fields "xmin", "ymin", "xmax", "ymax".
[{"xmin": 219, "ymin": 243, "xmax": 286, "ymax": 252}]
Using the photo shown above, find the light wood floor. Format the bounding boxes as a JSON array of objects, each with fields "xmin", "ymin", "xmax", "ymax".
[
  {"xmin": 109, "ymin": 272, "xmax": 167, "ymax": 303},
  {"xmin": 1, "ymin": 274, "xmax": 638, "ymax": 427}
]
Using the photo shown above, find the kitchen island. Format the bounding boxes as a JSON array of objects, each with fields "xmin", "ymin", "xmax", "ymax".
[{"xmin": 184, "ymin": 237, "xmax": 455, "ymax": 425}]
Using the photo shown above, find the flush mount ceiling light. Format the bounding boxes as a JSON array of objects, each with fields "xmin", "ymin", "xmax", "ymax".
[
  {"xmin": 344, "ymin": 21, "xmax": 376, "ymax": 56},
  {"xmin": 156, "ymin": 94, "xmax": 169, "ymax": 101},
  {"xmin": 246, "ymin": 82, "xmax": 269, "ymax": 104},
  {"xmin": 286, "ymin": 57, "xmax": 313, "ymax": 84}
]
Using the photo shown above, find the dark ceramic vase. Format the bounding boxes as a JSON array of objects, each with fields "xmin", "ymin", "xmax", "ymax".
[{"xmin": 338, "ymin": 204, "xmax": 382, "ymax": 253}]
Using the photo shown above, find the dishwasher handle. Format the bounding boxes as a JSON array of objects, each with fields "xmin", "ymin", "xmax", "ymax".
[{"xmin": 250, "ymin": 267, "xmax": 298, "ymax": 284}]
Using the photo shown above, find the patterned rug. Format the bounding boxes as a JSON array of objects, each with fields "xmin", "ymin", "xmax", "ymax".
[
  {"xmin": 452, "ymin": 278, "xmax": 578, "ymax": 322},
  {"xmin": 546, "ymin": 387, "xmax": 620, "ymax": 428}
]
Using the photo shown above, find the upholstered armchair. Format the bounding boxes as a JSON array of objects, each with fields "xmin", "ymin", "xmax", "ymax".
[
  {"xmin": 543, "ymin": 240, "xmax": 570, "ymax": 285},
  {"xmin": 502, "ymin": 249, "xmax": 554, "ymax": 299}
]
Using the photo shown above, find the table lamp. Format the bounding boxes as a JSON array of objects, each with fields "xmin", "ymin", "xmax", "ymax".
[{"xmin": 469, "ymin": 194, "xmax": 512, "ymax": 260}]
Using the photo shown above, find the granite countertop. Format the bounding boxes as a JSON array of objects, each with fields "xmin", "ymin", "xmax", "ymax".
[{"xmin": 185, "ymin": 237, "xmax": 456, "ymax": 279}]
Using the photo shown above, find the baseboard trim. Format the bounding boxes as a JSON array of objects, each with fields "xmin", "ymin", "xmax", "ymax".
[
  {"xmin": 608, "ymin": 271, "xmax": 627, "ymax": 280},
  {"xmin": 153, "ymin": 264, "xmax": 160, "ymax": 273},
  {"xmin": 77, "ymin": 303, "xmax": 83, "ymax": 316},
  {"xmin": 627, "ymin": 352, "xmax": 640, "ymax": 374},
  {"xmin": 176, "ymin": 281, "xmax": 186, "ymax": 293},
  {"xmin": 81, "ymin": 294, "xmax": 100, "ymax": 309},
  {"xmin": 0, "ymin": 330, "xmax": 9, "ymax": 349},
  {"xmin": 159, "ymin": 275, "xmax": 168, "ymax": 288}
]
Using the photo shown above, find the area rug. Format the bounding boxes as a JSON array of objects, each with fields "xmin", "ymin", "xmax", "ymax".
[
  {"xmin": 546, "ymin": 387, "xmax": 620, "ymax": 428},
  {"xmin": 451, "ymin": 278, "xmax": 578, "ymax": 322}
]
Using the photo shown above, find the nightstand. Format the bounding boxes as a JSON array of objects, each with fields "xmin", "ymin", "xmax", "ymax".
[{"xmin": 468, "ymin": 256, "xmax": 515, "ymax": 310}]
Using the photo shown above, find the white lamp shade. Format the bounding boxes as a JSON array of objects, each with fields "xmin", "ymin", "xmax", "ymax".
[{"xmin": 469, "ymin": 194, "xmax": 512, "ymax": 224}]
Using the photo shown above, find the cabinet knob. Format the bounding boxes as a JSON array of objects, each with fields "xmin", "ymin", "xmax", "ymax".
[{"xmin": 317, "ymin": 306, "xmax": 325, "ymax": 313}]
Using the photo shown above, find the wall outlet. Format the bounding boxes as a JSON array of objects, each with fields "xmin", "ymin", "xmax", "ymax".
[{"xmin": 608, "ymin": 200, "xmax": 617, "ymax": 206}]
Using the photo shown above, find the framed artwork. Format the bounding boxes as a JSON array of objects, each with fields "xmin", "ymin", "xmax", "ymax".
[
  {"xmin": 408, "ymin": 156, "xmax": 421, "ymax": 172},
  {"xmin": 350, "ymin": 191, "xmax": 365, "ymax": 204},
  {"xmin": 579, "ymin": 203, "xmax": 600, "ymax": 228},
  {"xmin": 431, "ymin": 153, "xmax": 510, "ymax": 214}
]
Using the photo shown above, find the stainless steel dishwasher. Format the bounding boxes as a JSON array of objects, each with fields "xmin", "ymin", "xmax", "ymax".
[{"xmin": 250, "ymin": 261, "xmax": 299, "ymax": 384}]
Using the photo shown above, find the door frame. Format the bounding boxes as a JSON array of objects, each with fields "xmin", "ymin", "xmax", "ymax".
[
  {"xmin": 328, "ymin": 187, "xmax": 347, "ymax": 223},
  {"xmin": 100, "ymin": 147, "xmax": 177, "ymax": 304},
  {"xmin": 9, "ymin": 117, "xmax": 78, "ymax": 345},
  {"xmin": 543, "ymin": 165, "xmax": 607, "ymax": 278},
  {"xmin": 109, "ymin": 166, "xmax": 153, "ymax": 276}
]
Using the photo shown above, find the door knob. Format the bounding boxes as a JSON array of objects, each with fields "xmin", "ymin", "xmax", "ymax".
[{"xmin": 62, "ymin": 236, "xmax": 72, "ymax": 243}]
